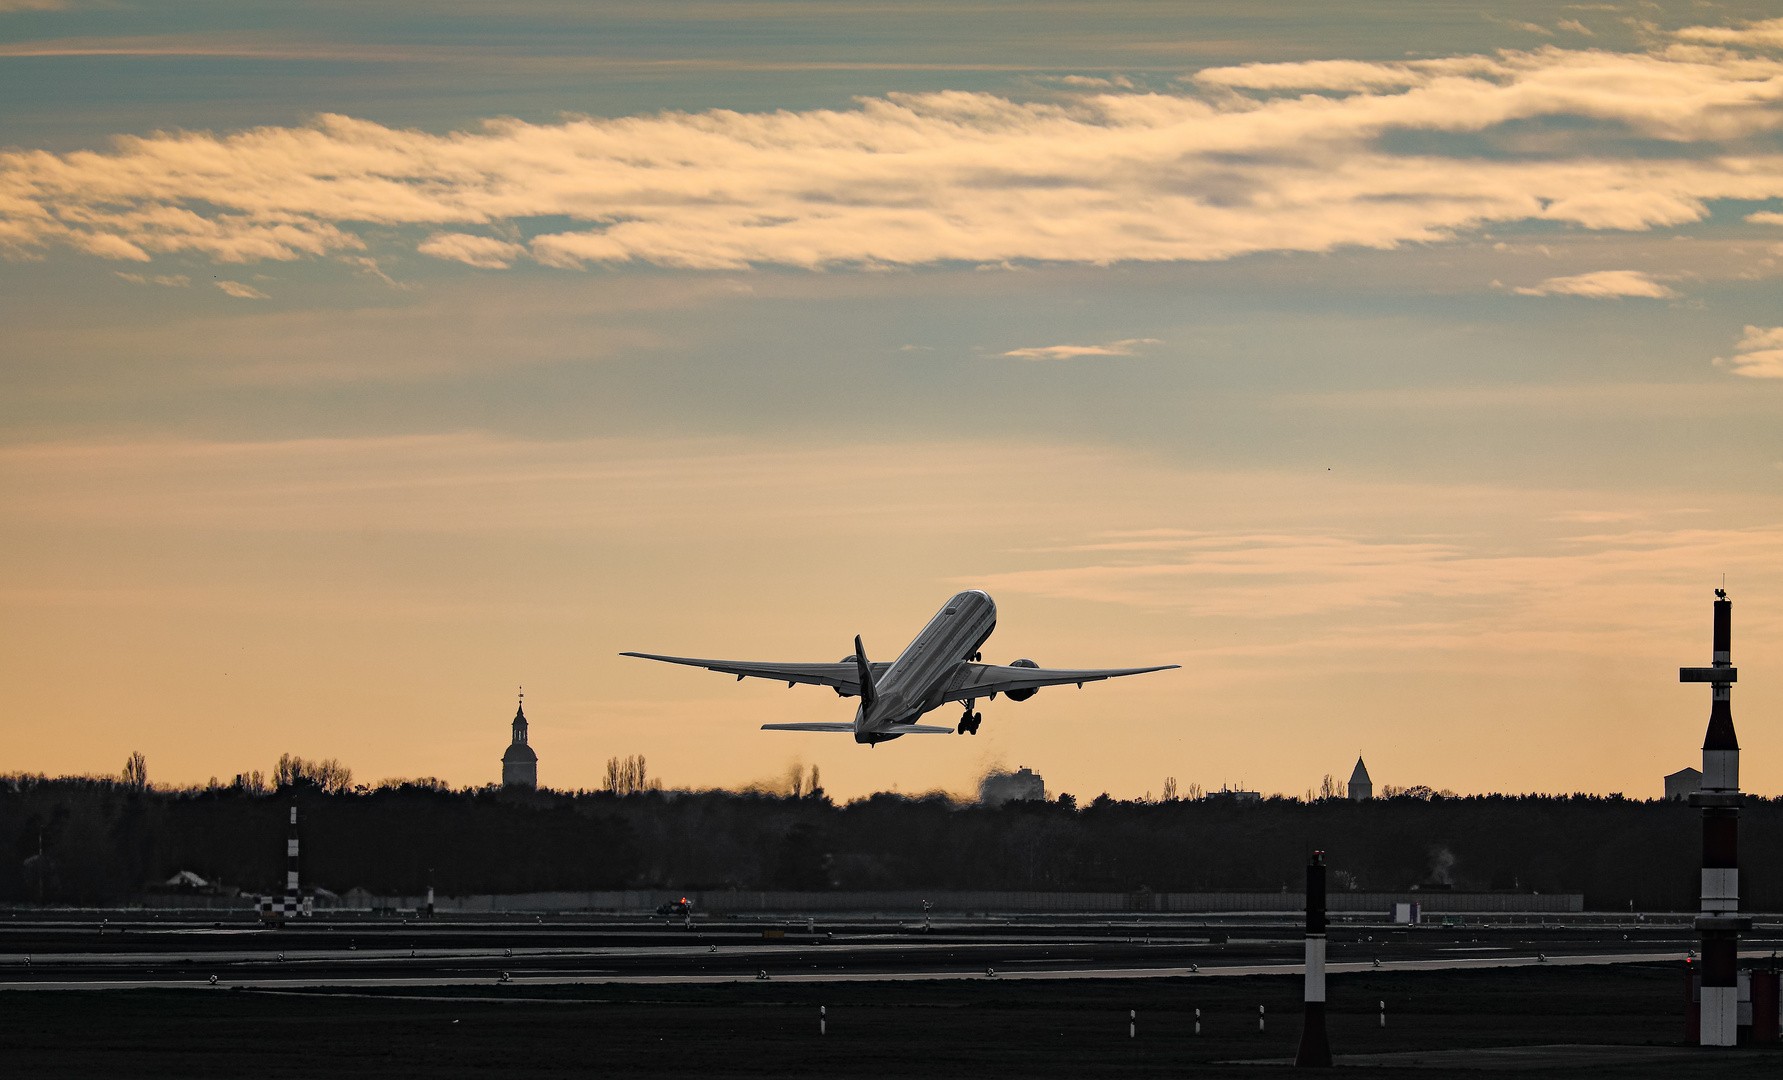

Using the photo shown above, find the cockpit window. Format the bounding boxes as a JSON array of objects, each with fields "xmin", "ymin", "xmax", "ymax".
[{"xmin": 944, "ymin": 608, "xmax": 957, "ymax": 615}]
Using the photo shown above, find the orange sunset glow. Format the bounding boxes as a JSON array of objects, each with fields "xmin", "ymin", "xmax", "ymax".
[{"xmin": 3, "ymin": 2, "xmax": 1781, "ymax": 801}]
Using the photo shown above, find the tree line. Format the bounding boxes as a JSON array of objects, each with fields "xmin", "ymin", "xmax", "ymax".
[{"xmin": 3, "ymin": 770, "xmax": 1774, "ymax": 911}]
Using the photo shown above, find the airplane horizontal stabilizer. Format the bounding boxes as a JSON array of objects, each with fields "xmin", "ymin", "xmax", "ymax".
[
  {"xmin": 760, "ymin": 723, "xmax": 857, "ymax": 732},
  {"xmin": 881, "ymin": 724, "xmax": 953, "ymax": 734}
]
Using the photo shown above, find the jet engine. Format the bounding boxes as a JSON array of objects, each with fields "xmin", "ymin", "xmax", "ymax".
[
  {"xmin": 1005, "ymin": 658, "xmax": 1039, "ymax": 701},
  {"xmin": 836, "ymin": 656, "xmax": 856, "ymax": 696}
]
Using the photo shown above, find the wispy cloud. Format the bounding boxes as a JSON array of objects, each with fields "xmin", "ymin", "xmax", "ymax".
[
  {"xmin": 1675, "ymin": 17, "xmax": 1783, "ymax": 50},
  {"xmin": 215, "ymin": 280, "xmax": 270, "ymax": 299},
  {"xmin": 969, "ymin": 524, "xmax": 1783, "ymax": 633},
  {"xmin": 1512, "ymin": 270, "xmax": 1678, "ymax": 298},
  {"xmin": 1045, "ymin": 74, "xmax": 1135, "ymax": 89},
  {"xmin": 116, "ymin": 272, "xmax": 190, "ymax": 287},
  {"xmin": 1002, "ymin": 338, "xmax": 1159, "ymax": 359},
  {"xmin": 1716, "ymin": 325, "xmax": 1783, "ymax": 378},
  {"xmin": 0, "ymin": 434, "xmax": 1146, "ymax": 536},
  {"xmin": 337, "ymin": 255, "xmax": 408, "ymax": 289},
  {"xmin": 0, "ymin": 31, "xmax": 1074, "ymax": 68},
  {"xmin": 1749, "ymin": 211, "xmax": 1783, "ymax": 226},
  {"xmin": 3, "ymin": 48, "xmax": 1783, "ymax": 273},
  {"xmin": 417, "ymin": 232, "xmax": 527, "ymax": 269}
]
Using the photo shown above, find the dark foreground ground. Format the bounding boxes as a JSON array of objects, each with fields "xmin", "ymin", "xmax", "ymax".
[{"xmin": 7, "ymin": 963, "xmax": 1782, "ymax": 1079}]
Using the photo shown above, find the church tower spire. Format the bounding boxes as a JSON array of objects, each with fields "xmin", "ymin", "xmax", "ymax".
[
  {"xmin": 1348, "ymin": 756, "xmax": 1373, "ymax": 801},
  {"xmin": 501, "ymin": 687, "xmax": 538, "ymax": 789}
]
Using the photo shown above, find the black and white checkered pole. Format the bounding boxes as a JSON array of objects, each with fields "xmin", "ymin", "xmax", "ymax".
[
  {"xmin": 283, "ymin": 803, "xmax": 300, "ymax": 921},
  {"xmin": 1683, "ymin": 591, "xmax": 1746, "ymax": 1046},
  {"xmin": 1294, "ymin": 850, "xmax": 1332, "ymax": 1067}
]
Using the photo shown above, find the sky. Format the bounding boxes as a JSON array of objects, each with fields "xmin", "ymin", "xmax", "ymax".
[{"xmin": 2, "ymin": 0, "xmax": 1781, "ymax": 802}]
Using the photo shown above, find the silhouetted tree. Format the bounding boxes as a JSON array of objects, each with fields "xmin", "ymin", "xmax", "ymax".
[
  {"xmin": 2, "ymin": 774, "xmax": 1771, "ymax": 910},
  {"xmin": 121, "ymin": 752, "xmax": 148, "ymax": 791},
  {"xmin": 274, "ymin": 754, "xmax": 353, "ymax": 793}
]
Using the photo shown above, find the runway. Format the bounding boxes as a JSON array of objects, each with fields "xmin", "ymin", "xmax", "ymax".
[
  {"xmin": 6, "ymin": 914, "xmax": 1772, "ymax": 1080},
  {"xmin": 1, "ymin": 909, "xmax": 1754, "ymax": 992},
  {"xmin": 0, "ymin": 949, "xmax": 1710, "ymax": 992}
]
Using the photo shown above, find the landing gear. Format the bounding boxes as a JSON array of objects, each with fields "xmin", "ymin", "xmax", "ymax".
[{"xmin": 957, "ymin": 700, "xmax": 982, "ymax": 735}]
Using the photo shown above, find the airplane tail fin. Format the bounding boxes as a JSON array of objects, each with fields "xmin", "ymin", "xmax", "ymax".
[{"xmin": 853, "ymin": 634, "xmax": 878, "ymax": 709}]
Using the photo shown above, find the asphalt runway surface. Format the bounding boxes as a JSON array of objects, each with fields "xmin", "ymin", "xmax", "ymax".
[
  {"xmin": 3, "ymin": 910, "xmax": 1774, "ymax": 991},
  {"xmin": 10, "ymin": 913, "xmax": 1783, "ymax": 1079}
]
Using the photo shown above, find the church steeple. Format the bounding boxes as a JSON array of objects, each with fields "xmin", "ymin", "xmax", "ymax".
[
  {"xmin": 1348, "ymin": 756, "xmax": 1373, "ymax": 801},
  {"xmin": 501, "ymin": 687, "xmax": 538, "ymax": 789}
]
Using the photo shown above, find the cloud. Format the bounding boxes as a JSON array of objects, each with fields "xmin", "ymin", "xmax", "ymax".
[
  {"xmin": 1556, "ymin": 19, "xmax": 1594, "ymax": 37},
  {"xmin": 4, "ymin": 48, "xmax": 1783, "ymax": 272},
  {"xmin": 1675, "ymin": 17, "xmax": 1783, "ymax": 50},
  {"xmin": 0, "ymin": 31, "xmax": 1077, "ymax": 69},
  {"xmin": 115, "ymin": 272, "xmax": 190, "ymax": 287},
  {"xmin": 417, "ymin": 232, "xmax": 527, "ymax": 269},
  {"xmin": 0, "ymin": 433, "xmax": 1154, "ymax": 537},
  {"xmin": 1047, "ymin": 75, "xmax": 1135, "ymax": 89},
  {"xmin": 969, "ymin": 524, "xmax": 1783, "ymax": 629},
  {"xmin": 1002, "ymin": 338, "xmax": 1159, "ymax": 359},
  {"xmin": 1511, "ymin": 270, "xmax": 1678, "ymax": 298},
  {"xmin": 214, "ymin": 280, "xmax": 270, "ymax": 299},
  {"xmin": 73, "ymin": 233, "xmax": 150, "ymax": 262},
  {"xmin": 0, "ymin": 0, "xmax": 66, "ymax": 10},
  {"xmin": 1188, "ymin": 58, "xmax": 1440, "ymax": 91},
  {"xmin": 1749, "ymin": 211, "xmax": 1783, "ymax": 225},
  {"xmin": 1717, "ymin": 324, "xmax": 1783, "ymax": 378},
  {"xmin": 337, "ymin": 254, "xmax": 407, "ymax": 288}
]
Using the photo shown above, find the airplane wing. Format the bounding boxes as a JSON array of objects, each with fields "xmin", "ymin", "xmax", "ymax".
[
  {"xmin": 940, "ymin": 662, "xmax": 1178, "ymax": 703},
  {"xmin": 761, "ymin": 723, "xmax": 858, "ymax": 732},
  {"xmin": 622, "ymin": 652, "xmax": 893, "ymax": 696},
  {"xmin": 760, "ymin": 722, "xmax": 951, "ymax": 734}
]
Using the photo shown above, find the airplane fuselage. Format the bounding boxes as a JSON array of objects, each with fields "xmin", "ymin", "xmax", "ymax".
[{"xmin": 854, "ymin": 590, "xmax": 997, "ymax": 742}]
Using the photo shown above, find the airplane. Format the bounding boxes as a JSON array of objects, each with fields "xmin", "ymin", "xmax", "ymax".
[{"xmin": 622, "ymin": 589, "xmax": 1177, "ymax": 744}]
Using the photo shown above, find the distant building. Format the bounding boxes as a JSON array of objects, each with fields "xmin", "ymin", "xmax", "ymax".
[
  {"xmin": 1208, "ymin": 785, "xmax": 1261, "ymax": 804},
  {"xmin": 1349, "ymin": 757, "xmax": 1373, "ymax": 801},
  {"xmin": 1665, "ymin": 767, "xmax": 1701, "ymax": 802},
  {"xmin": 980, "ymin": 766, "xmax": 1045, "ymax": 806},
  {"xmin": 502, "ymin": 694, "xmax": 538, "ymax": 789}
]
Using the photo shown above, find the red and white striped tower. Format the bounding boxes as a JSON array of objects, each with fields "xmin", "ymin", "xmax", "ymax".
[{"xmin": 1682, "ymin": 591, "xmax": 1745, "ymax": 1046}]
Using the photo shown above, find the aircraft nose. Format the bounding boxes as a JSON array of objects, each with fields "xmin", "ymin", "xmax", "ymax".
[{"xmin": 965, "ymin": 589, "xmax": 996, "ymax": 620}]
